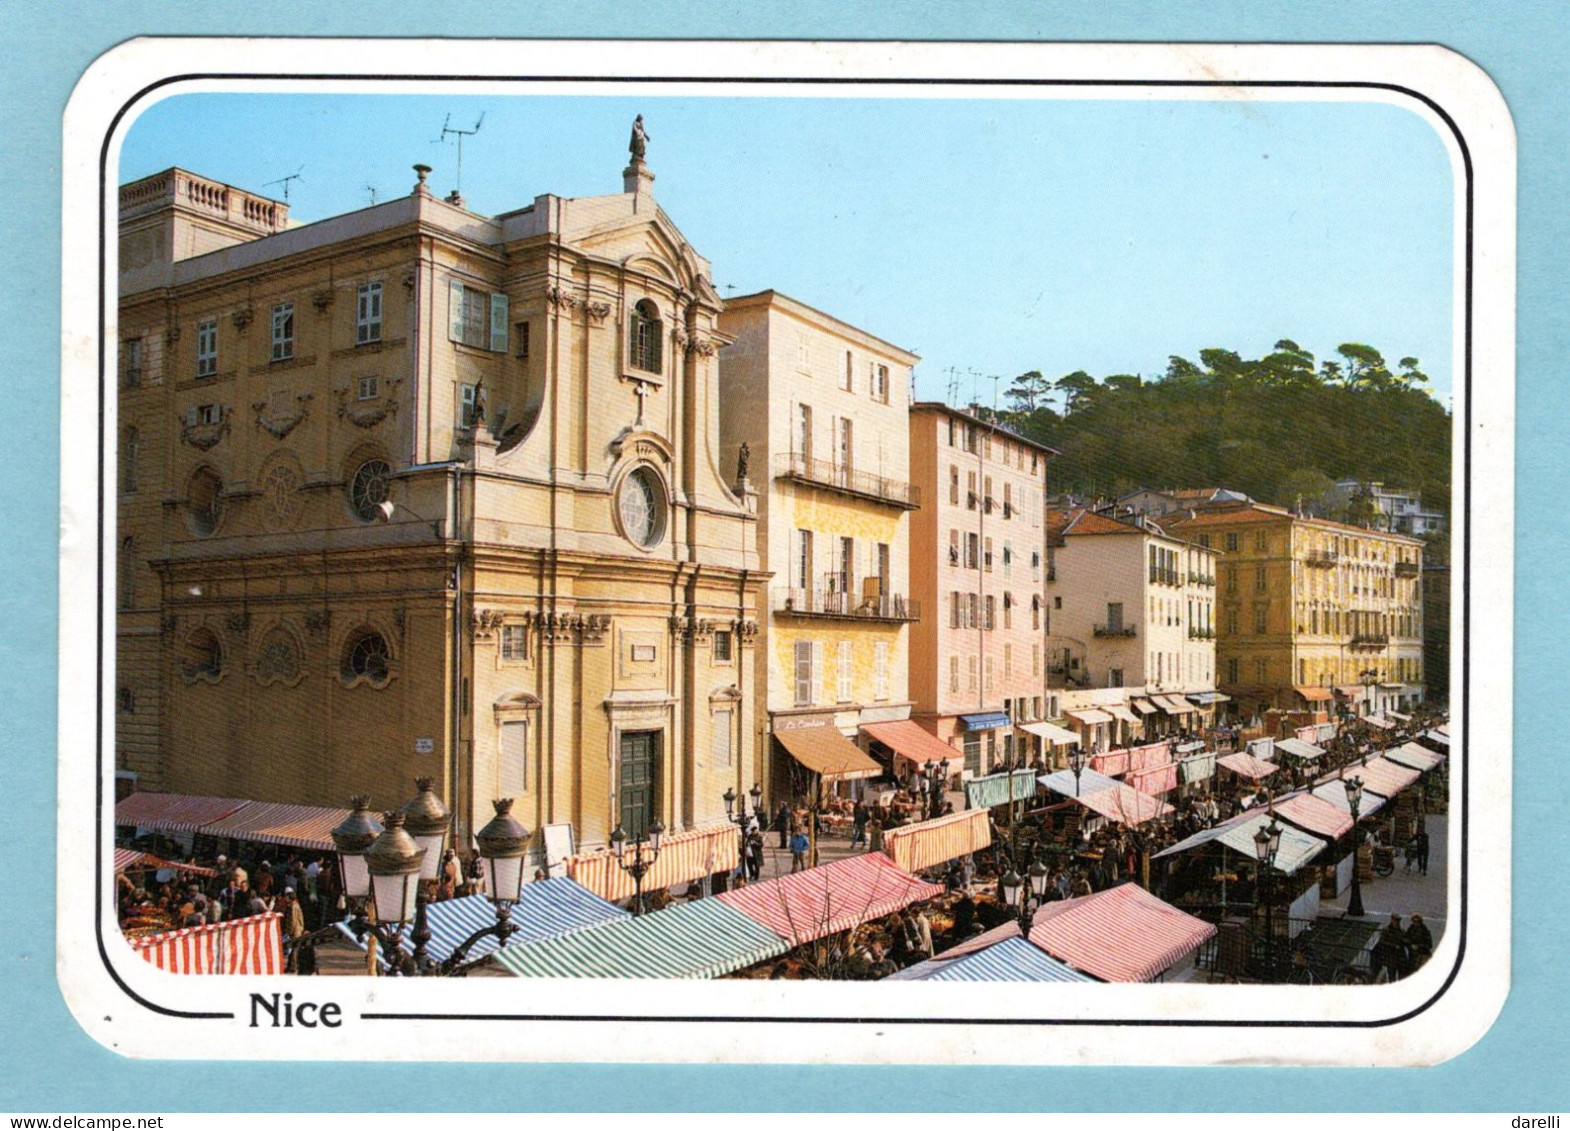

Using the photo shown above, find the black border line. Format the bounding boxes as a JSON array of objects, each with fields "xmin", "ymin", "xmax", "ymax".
[{"xmin": 91, "ymin": 65, "xmax": 1473, "ymax": 1033}]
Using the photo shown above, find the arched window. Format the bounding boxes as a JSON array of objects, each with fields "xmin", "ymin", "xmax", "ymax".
[
  {"xmin": 187, "ymin": 468, "xmax": 223, "ymax": 536},
  {"xmin": 629, "ymin": 299, "xmax": 662, "ymax": 373},
  {"xmin": 341, "ymin": 628, "xmax": 391, "ymax": 686},
  {"xmin": 183, "ymin": 628, "xmax": 223, "ymax": 680},
  {"xmin": 347, "ymin": 456, "xmax": 392, "ymax": 522}
]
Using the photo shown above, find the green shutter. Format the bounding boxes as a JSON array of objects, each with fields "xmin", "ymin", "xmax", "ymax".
[
  {"xmin": 448, "ymin": 279, "xmax": 465, "ymax": 342},
  {"xmin": 490, "ymin": 292, "xmax": 509, "ymax": 353}
]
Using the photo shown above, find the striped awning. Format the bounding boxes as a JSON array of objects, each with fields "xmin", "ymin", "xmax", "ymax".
[
  {"xmin": 494, "ymin": 896, "xmax": 786, "ymax": 979},
  {"xmin": 1153, "ymin": 814, "xmax": 1249, "ymax": 860},
  {"xmin": 1216, "ymin": 814, "xmax": 1327, "ymax": 876},
  {"xmin": 1153, "ymin": 695, "xmax": 1197, "ymax": 715},
  {"xmin": 335, "ymin": 880, "xmax": 629, "ymax": 969},
  {"xmin": 1131, "ymin": 698, "xmax": 1159, "ymax": 714},
  {"xmin": 913, "ymin": 936, "xmax": 1096, "ymax": 983},
  {"xmin": 1386, "ymin": 742, "xmax": 1446, "ymax": 772},
  {"xmin": 1319, "ymin": 757, "xmax": 1422, "ymax": 798},
  {"xmin": 964, "ymin": 769, "xmax": 1038, "ymax": 810},
  {"xmin": 1217, "ymin": 753, "xmax": 1280, "ymax": 781},
  {"xmin": 1074, "ymin": 782, "xmax": 1174, "ymax": 826},
  {"xmin": 1273, "ymin": 793, "xmax": 1354, "ymax": 840},
  {"xmin": 1126, "ymin": 763, "xmax": 1178, "ymax": 796},
  {"xmin": 1312, "ymin": 778, "xmax": 1389, "ymax": 818},
  {"xmin": 883, "ymin": 920, "xmax": 1023, "ymax": 981},
  {"xmin": 1107, "ymin": 705, "xmax": 1141, "ymax": 725},
  {"xmin": 201, "ymin": 800, "xmax": 352, "ymax": 852},
  {"xmin": 114, "ymin": 792, "xmax": 248, "ymax": 833},
  {"xmin": 567, "ymin": 822, "xmax": 738, "ymax": 904},
  {"xmin": 1038, "ymin": 767, "xmax": 1123, "ymax": 799},
  {"xmin": 861, "ymin": 720, "xmax": 963, "ymax": 770},
  {"xmin": 774, "ymin": 723, "xmax": 882, "ymax": 781},
  {"xmin": 1028, "ymin": 883, "xmax": 1216, "ymax": 983},
  {"xmin": 1179, "ymin": 752, "xmax": 1217, "ymax": 784},
  {"xmin": 128, "ymin": 912, "xmax": 282, "ymax": 975},
  {"xmin": 1274, "ymin": 738, "xmax": 1326, "ymax": 761},
  {"xmin": 113, "ymin": 849, "xmax": 216, "ymax": 877},
  {"xmin": 882, "ymin": 808, "xmax": 991, "ymax": 874},
  {"xmin": 718, "ymin": 853, "xmax": 943, "ymax": 948},
  {"xmin": 1018, "ymin": 721, "xmax": 1081, "ymax": 746},
  {"xmin": 1066, "ymin": 708, "xmax": 1114, "ymax": 726}
]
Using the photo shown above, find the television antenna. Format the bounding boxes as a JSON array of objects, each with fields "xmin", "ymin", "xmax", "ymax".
[
  {"xmin": 263, "ymin": 165, "xmax": 305, "ymax": 204},
  {"xmin": 364, "ymin": 183, "xmax": 379, "ymax": 207},
  {"xmin": 433, "ymin": 112, "xmax": 486, "ymax": 196}
]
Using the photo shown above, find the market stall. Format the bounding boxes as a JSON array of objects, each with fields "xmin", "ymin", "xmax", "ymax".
[
  {"xmin": 717, "ymin": 853, "xmax": 942, "ymax": 948},
  {"xmin": 882, "ymin": 808, "xmax": 991, "ymax": 875},
  {"xmin": 112, "ymin": 849, "xmax": 216, "ymax": 878},
  {"xmin": 963, "ymin": 768, "xmax": 1038, "ymax": 811},
  {"xmin": 1216, "ymin": 752, "xmax": 1280, "ymax": 782},
  {"xmin": 1027, "ymin": 882, "xmax": 1216, "ymax": 982},
  {"xmin": 565, "ymin": 822, "xmax": 738, "ymax": 904},
  {"xmin": 1274, "ymin": 738, "xmax": 1326, "ymax": 763},
  {"xmin": 128, "ymin": 911, "xmax": 282, "ymax": 975},
  {"xmin": 896, "ymin": 935, "xmax": 1095, "ymax": 983},
  {"xmin": 200, "ymin": 799, "xmax": 351, "ymax": 853}
]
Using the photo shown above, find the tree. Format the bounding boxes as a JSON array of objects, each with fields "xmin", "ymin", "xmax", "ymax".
[
  {"xmin": 1336, "ymin": 342, "xmax": 1393, "ymax": 389},
  {"xmin": 1007, "ymin": 369, "xmax": 1050, "ymax": 414},
  {"xmin": 1103, "ymin": 373, "xmax": 1143, "ymax": 395},
  {"xmin": 1396, "ymin": 356, "xmax": 1430, "ymax": 389},
  {"xmin": 1054, "ymin": 370, "xmax": 1098, "ymax": 415}
]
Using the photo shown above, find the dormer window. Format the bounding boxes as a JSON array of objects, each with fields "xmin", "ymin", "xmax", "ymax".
[{"xmin": 630, "ymin": 299, "xmax": 662, "ymax": 373}]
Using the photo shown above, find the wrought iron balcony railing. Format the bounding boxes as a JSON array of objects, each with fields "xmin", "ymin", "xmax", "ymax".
[
  {"xmin": 775, "ymin": 453, "xmax": 920, "ymax": 510},
  {"xmin": 772, "ymin": 587, "xmax": 919, "ymax": 622}
]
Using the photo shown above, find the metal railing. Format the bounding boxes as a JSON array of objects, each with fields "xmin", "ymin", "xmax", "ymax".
[
  {"xmin": 1304, "ymin": 550, "xmax": 1340, "ymax": 568},
  {"xmin": 1148, "ymin": 567, "xmax": 1181, "ymax": 587},
  {"xmin": 772, "ymin": 587, "xmax": 919, "ymax": 622},
  {"xmin": 1350, "ymin": 633, "xmax": 1390, "ymax": 649},
  {"xmin": 1188, "ymin": 571, "xmax": 1216, "ymax": 587},
  {"xmin": 1093, "ymin": 623, "xmax": 1137, "ymax": 637},
  {"xmin": 1188, "ymin": 627, "xmax": 1216, "ymax": 640},
  {"xmin": 1394, "ymin": 561, "xmax": 1420, "ymax": 577},
  {"xmin": 776, "ymin": 453, "xmax": 920, "ymax": 509}
]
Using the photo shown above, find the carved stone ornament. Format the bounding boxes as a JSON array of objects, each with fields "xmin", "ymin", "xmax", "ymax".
[
  {"xmin": 180, "ymin": 408, "xmax": 231, "ymax": 451},
  {"xmin": 225, "ymin": 611, "xmax": 250, "ymax": 639},
  {"xmin": 231, "ymin": 308, "xmax": 254, "ymax": 332},
  {"xmin": 669, "ymin": 615, "xmax": 715, "ymax": 643},
  {"xmin": 736, "ymin": 618, "xmax": 761, "ymax": 644},
  {"xmin": 671, "ymin": 328, "xmax": 690, "ymax": 353},
  {"xmin": 583, "ymin": 300, "xmax": 611, "ymax": 323},
  {"xmin": 335, "ymin": 378, "xmax": 402, "ymax": 428},
  {"xmin": 252, "ymin": 391, "xmax": 313, "ymax": 440},
  {"xmin": 690, "ymin": 338, "xmax": 718, "ymax": 358},
  {"xmin": 312, "ymin": 290, "xmax": 335, "ymax": 314},
  {"xmin": 537, "ymin": 610, "xmax": 611, "ymax": 646},
  {"xmin": 165, "ymin": 325, "xmax": 182, "ymax": 346},
  {"xmin": 472, "ymin": 608, "xmax": 506, "ymax": 639},
  {"xmin": 546, "ymin": 285, "xmax": 578, "ymax": 313},
  {"xmin": 304, "ymin": 610, "xmax": 331, "ymax": 640}
]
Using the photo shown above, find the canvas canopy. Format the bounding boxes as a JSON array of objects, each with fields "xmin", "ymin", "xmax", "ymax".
[
  {"xmin": 1274, "ymin": 738, "xmax": 1325, "ymax": 761},
  {"xmin": 1216, "ymin": 753, "xmax": 1280, "ymax": 780},
  {"xmin": 861, "ymin": 720, "xmax": 964, "ymax": 770},
  {"xmin": 566, "ymin": 822, "xmax": 738, "ymax": 903},
  {"xmin": 200, "ymin": 800, "xmax": 352, "ymax": 852},
  {"xmin": 1273, "ymin": 793, "xmax": 1354, "ymax": 840},
  {"xmin": 882, "ymin": 808, "xmax": 990, "ymax": 874},
  {"xmin": 1215, "ymin": 813, "xmax": 1327, "ymax": 876},
  {"xmin": 114, "ymin": 792, "xmax": 248, "ymax": 834},
  {"xmin": 906, "ymin": 936, "xmax": 1095, "ymax": 983},
  {"xmin": 717, "ymin": 853, "xmax": 942, "ymax": 948},
  {"xmin": 1028, "ymin": 883, "xmax": 1215, "ymax": 983},
  {"xmin": 964, "ymin": 769, "xmax": 1038, "ymax": 810},
  {"xmin": 774, "ymin": 723, "xmax": 882, "ymax": 781},
  {"xmin": 1386, "ymin": 742, "xmax": 1446, "ymax": 772},
  {"xmin": 1312, "ymin": 778, "xmax": 1389, "ymax": 818},
  {"xmin": 1018, "ymin": 721, "xmax": 1081, "ymax": 746}
]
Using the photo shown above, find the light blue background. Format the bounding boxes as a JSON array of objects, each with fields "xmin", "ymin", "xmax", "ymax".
[{"xmin": 2, "ymin": 3, "xmax": 1561, "ymax": 1113}]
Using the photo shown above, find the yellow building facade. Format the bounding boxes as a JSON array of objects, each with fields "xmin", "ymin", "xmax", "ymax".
[
  {"xmin": 1168, "ymin": 503, "xmax": 1424, "ymax": 720},
  {"xmin": 717, "ymin": 292, "xmax": 918, "ymax": 801},
  {"xmin": 116, "ymin": 150, "xmax": 761, "ymax": 849}
]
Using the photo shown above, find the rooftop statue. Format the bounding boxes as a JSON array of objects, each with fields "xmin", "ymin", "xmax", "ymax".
[{"xmin": 629, "ymin": 114, "xmax": 651, "ymax": 162}]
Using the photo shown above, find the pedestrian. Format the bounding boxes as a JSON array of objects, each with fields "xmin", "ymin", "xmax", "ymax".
[
  {"xmin": 280, "ymin": 889, "xmax": 306, "ymax": 971},
  {"xmin": 746, "ymin": 829, "xmax": 765, "ymax": 881},
  {"xmin": 437, "ymin": 849, "xmax": 461, "ymax": 901},
  {"xmin": 1405, "ymin": 913, "xmax": 1434, "ymax": 970},
  {"xmin": 775, "ymin": 802, "xmax": 790, "ymax": 849},
  {"xmin": 1373, "ymin": 913, "xmax": 1407, "ymax": 982},
  {"xmin": 1414, "ymin": 829, "xmax": 1431, "ymax": 876},
  {"xmin": 868, "ymin": 816, "xmax": 884, "ymax": 854},
  {"xmin": 850, "ymin": 801, "xmax": 869, "ymax": 850},
  {"xmin": 789, "ymin": 829, "xmax": 809, "ymax": 873},
  {"xmin": 913, "ymin": 909, "xmax": 934, "ymax": 959}
]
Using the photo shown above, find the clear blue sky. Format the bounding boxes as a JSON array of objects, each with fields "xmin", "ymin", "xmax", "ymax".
[{"xmin": 120, "ymin": 90, "xmax": 1455, "ymax": 407}]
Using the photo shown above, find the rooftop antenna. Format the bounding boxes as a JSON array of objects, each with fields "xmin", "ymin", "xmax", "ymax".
[
  {"xmin": 433, "ymin": 112, "xmax": 486, "ymax": 197},
  {"xmin": 943, "ymin": 366, "xmax": 962, "ymax": 404},
  {"xmin": 364, "ymin": 182, "xmax": 379, "ymax": 207},
  {"xmin": 263, "ymin": 165, "xmax": 305, "ymax": 204}
]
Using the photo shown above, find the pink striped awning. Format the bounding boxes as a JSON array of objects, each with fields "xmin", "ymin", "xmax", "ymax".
[
  {"xmin": 1126, "ymin": 763, "xmax": 1178, "ymax": 796},
  {"xmin": 1273, "ymin": 793, "xmax": 1354, "ymax": 840},
  {"xmin": 1321, "ymin": 757, "xmax": 1421, "ymax": 799},
  {"xmin": 1089, "ymin": 749, "xmax": 1131, "ymax": 777},
  {"xmin": 882, "ymin": 808, "xmax": 991, "ymax": 874},
  {"xmin": 861, "ymin": 721, "xmax": 964, "ymax": 772},
  {"xmin": 1217, "ymin": 753, "xmax": 1280, "ymax": 781},
  {"xmin": 114, "ymin": 793, "xmax": 248, "ymax": 834},
  {"xmin": 1126, "ymin": 742, "xmax": 1174, "ymax": 774},
  {"xmin": 566, "ymin": 823, "xmax": 739, "ymax": 904},
  {"xmin": 1073, "ymin": 783, "xmax": 1173, "ymax": 826},
  {"xmin": 718, "ymin": 853, "xmax": 943, "ymax": 948},
  {"xmin": 201, "ymin": 800, "xmax": 352, "ymax": 852},
  {"xmin": 1028, "ymin": 883, "xmax": 1216, "ymax": 982},
  {"xmin": 112, "ymin": 849, "xmax": 216, "ymax": 877},
  {"xmin": 128, "ymin": 912, "xmax": 282, "ymax": 975}
]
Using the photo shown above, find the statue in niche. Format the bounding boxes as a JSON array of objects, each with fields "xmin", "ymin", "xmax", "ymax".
[
  {"xmin": 629, "ymin": 115, "xmax": 651, "ymax": 162},
  {"xmin": 736, "ymin": 441, "xmax": 750, "ymax": 483}
]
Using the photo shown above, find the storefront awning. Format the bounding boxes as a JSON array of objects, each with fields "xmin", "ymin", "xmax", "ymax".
[
  {"xmin": 1065, "ymin": 708, "xmax": 1114, "ymax": 726},
  {"xmin": 494, "ymin": 896, "xmax": 786, "ymax": 980},
  {"xmin": 1018, "ymin": 721, "xmax": 1081, "ymax": 746},
  {"xmin": 1216, "ymin": 753, "xmax": 1280, "ymax": 781},
  {"xmin": 1274, "ymin": 738, "xmax": 1325, "ymax": 761},
  {"xmin": 1186, "ymin": 691, "xmax": 1230, "ymax": 705},
  {"xmin": 1107, "ymin": 705, "xmax": 1141, "ymax": 725},
  {"xmin": 861, "ymin": 721, "xmax": 962, "ymax": 770},
  {"xmin": 338, "ymin": 881, "xmax": 630, "ymax": 970},
  {"xmin": 1386, "ymin": 742, "xmax": 1445, "ymax": 772},
  {"xmin": 964, "ymin": 769, "xmax": 1039, "ymax": 810},
  {"xmin": 114, "ymin": 792, "xmax": 249, "ymax": 834},
  {"xmin": 567, "ymin": 823, "xmax": 739, "ymax": 903},
  {"xmin": 1028, "ymin": 883, "xmax": 1216, "ymax": 983},
  {"xmin": 718, "ymin": 854, "xmax": 943, "ymax": 948},
  {"xmin": 1273, "ymin": 793, "xmax": 1354, "ymax": 840},
  {"xmin": 905, "ymin": 935, "xmax": 1096, "ymax": 983},
  {"xmin": 1334, "ymin": 685, "xmax": 1365, "ymax": 700},
  {"xmin": 774, "ymin": 723, "xmax": 882, "ymax": 781},
  {"xmin": 200, "ymin": 800, "xmax": 353, "ymax": 852},
  {"xmin": 1295, "ymin": 685, "xmax": 1334, "ymax": 702},
  {"xmin": 960, "ymin": 712, "xmax": 1012, "ymax": 731},
  {"xmin": 1131, "ymin": 698, "xmax": 1160, "ymax": 714},
  {"xmin": 1153, "ymin": 695, "xmax": 1196, "ymax": 715},
  {"xmin": 882, "ymin": 809, "xmax": 991, "ymax": 874}
]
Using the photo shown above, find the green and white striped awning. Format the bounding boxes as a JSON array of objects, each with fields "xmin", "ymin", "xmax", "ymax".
[{"xmin": 492, "ymin": 896, "xmax": 787, "ymax": 980}]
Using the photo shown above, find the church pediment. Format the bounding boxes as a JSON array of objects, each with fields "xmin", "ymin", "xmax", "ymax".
[{"xmin": 608, "ymin": 426, "xmax": 674, "ymax": 466}]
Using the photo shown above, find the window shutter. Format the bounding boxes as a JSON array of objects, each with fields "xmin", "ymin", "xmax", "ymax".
[
  {"xmin": 500, "ymin": 721, "xmax": 528, "ymax": 796},
  {"xmin": 448, "ymin": 280, "xmax": 465, "ymax": 341},
  {"xmin": 874, "ymin": 642, "xmax": 889, "ymax": 700},
  {"xmin": 811, "ymin": 641, "xmax": 824, "ymax": 706},
  {"xmin": 837, "ymin": 641, "xmax": 853, "ymax": 702},
  {"xmin": 490, "ymin": 292, "xmax": 509, "ymax": 352},
  {"xmin": 794, "ymin": 642, "xmax": 812, "ymax": 706}
]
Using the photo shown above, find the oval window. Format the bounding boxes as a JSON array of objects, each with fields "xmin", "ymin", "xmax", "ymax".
[
  {"xmin": 348, "ymin": 458, "xmax": 392, "ymax": 522},
  {"xmin": 618, "ymin": 466, "xmax": 665, "ymax": 549}
]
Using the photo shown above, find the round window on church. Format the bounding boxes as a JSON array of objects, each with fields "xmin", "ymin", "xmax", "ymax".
[
  {"xmin": 617, "ymin": 466, "xmax": 666, "ymax": 549},
  {"xmin": 347, "ymin": 457, "xmax": 392, "ymax": 523}
]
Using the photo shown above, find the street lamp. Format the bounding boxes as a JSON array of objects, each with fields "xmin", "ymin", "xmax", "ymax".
[
  {"xmin": 723, "ymin": 784, "xmax": 763, "ymax": 878},
  {"xmin": 1253, "ymin": 817, "xmax": 1283, "ymax": 973},
  {"xmin": 921, "ymin": 760, "xmax": 945, "ymax": 818},
  {"xmin": 999, "ymin": 856, "xmax": 1054, "ymax": 932},
  {"xmin": 1359, "ymin": 668, "xmax": 1380, "ymax": 718},
  {"xmin": 1344, "ymin": 775, "xmax": 1366, "ymax": 918},
  {"xmin": 610, "ymin": 819, "xmax": 665, "ymax": 915},
  {"xmin": 1068, "ymin": 745, "xmax": 1088, "ymax": 797}
]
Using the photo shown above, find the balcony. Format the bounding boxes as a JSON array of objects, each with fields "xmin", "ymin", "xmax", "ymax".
[
  {"xmin": 1148, "ymin": 568, "xmax": 1181, "ymax": 587},
  {"xmin": 775, "ymin": 453, "xmax": 920, "ymax": 510},
  {"xmin": 1304, "ymin": 550, "xmax": 1339, "ymax": 568},
  {"xmin": 1349, "ymin": 633, "xmax": 1390, "ymax": 650},
  {"xmin": 1188, "ymin": 627, "xmax": 1216, "ymax": 640},
  {"xmin": 1093, "ymin": 623, "xmax": 1137, "ymax": 638},
  {"xmin": 772, "ymin": 587, "xmax": 919, "ymax": 623},
  {"xmin": 1187, "ymin": 571, "xmax": 1216, "ymax": 587},
  {"xmin": 1395, "ymin": 561, "xmax": 1420, "ymax": 578}
]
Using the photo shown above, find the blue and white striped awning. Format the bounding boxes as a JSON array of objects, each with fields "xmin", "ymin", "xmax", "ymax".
[
  {"xmin": 493, "ymin": 896, "xmax": 787, "ymax": 979},
  {"xmin": 335, "ymin": 879, "xmax": 628, "ymax": 968},
  {"xmin": 904, "ymin": 936, "xmax": 1095, "ymax": 983}
]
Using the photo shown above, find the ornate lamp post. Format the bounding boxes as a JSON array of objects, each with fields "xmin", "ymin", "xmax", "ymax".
[
  {"xmin": 363, "ymin": 811, "xmax": 428, "ymax": 975},
  {"xmin": 1344, "ymin": 775, "xmax": 1366, "ymax": 918},
  {"xmin": 723, "ymin": 784, "xmax": 763, "ymax": 881},
  {"xmin": 398, "ymin": 777, "xmax": 450, "ymax": 972},
  {"xmin": 1068, "ymin": 744, "xmax": 1088, "ymax": 797},
  {"xmin": 1252, "ymin": 817, "xmax": 1283, "ymax": 973},
  {"xmin": 999, "ymin": 856, "xmax": 1054, "ymax": 932},
  {"xmin": 921, "ymin": 760, "xmax": 945, "ymax": 819},
  {"xmin": 610, "ymin": 819, "xmax": 665, "ymax": 915}
]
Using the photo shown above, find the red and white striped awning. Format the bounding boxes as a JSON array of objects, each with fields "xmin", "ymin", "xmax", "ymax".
[
  {"xmin": 112, "ymin": 849, "xmax": 216, "ymax": 877},
  {"xmin": 1072, "ymin": 782, "xmax": 1174, "ymax": 826},
  {"xmin": 1320, "ymin": 757, "xmax": 1421, "ymax": 798},
  {"xmin": 200, "ymin": 800, "xmax": 352, "ymax": 853},
  {"xmin": 882, "ymin": 808, "xmax": 991, "ymax": 874},
  {"xmin": 718, "ymin": 853, "xmax": 943, "ymax": 948},
  {"xmin": 127, "ymin": 912, "xmax": 282, "ymax": 975},
  {"xmin": 1217, "ymin": 753, "xmax": 1280, "ymax": 781},
  {"xmin": 861, "ymin": 720, "xmax": 964, "ymax": 771},
  {"xmin": 1028, "ymin": 882, "xmax": 1216, "ymax": 982},
  {"xmin": 114, "ymin": 793, "xmax": 248, "ymax": 833},
  {"xmin": 1273, "ymin": 793, "xmax": 1354, "ymax": 840},
  {"xmin": 566, "ymin": 822, "xmax": 739, "ymax": 904}
]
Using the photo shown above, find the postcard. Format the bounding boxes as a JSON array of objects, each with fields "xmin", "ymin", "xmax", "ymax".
[{"xmin": 57, "ymin": 38, "xmax": 1513, "ymax": 1065}]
